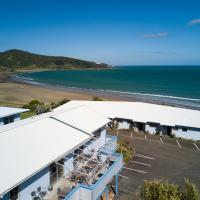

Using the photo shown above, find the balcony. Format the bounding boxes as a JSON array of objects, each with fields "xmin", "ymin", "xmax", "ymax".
[
  {"xmin": 44, "ymin": 135, "xmax": 122, "ymax": 200},
  {"xmin": 65, "ymin": 153, "xmax": 123, "ymax": 200}
]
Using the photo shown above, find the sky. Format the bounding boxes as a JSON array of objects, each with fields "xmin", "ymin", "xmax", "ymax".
[{"xmin": 0, "ymin": 0, "xmax": 200, "ymax": 65}]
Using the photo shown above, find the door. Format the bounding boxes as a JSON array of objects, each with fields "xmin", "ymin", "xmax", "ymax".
[{"xmin": 10, "ymin": 187, "xmax": 18, "ymax": 200}]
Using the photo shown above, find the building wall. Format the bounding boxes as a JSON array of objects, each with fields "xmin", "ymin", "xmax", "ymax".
[
  {"xmin": 101, "ymin": 127, "xmax": 106, "ymax": 145},
  {"xmin": 83, "ymin": 126, "xmax": 106, "ymax": 154},
  {"xmin": 1, "ymin": 193, "xmax": 9, "ymax": 200},
  {"xmin": 0, "ymin": 118, "xmax": 3, "ymax": 126},
  {"xmin": 14, "ymin": 114, "xmax": 20, "ymax": 122},
  {"xmin": 64, "ymin": 154, "xmax": 74, "ymax": 176},
  {"xmin": 18, "ymin": 167, "xmax": 50, "ymax": 200},
  {"xmin": 145, "ymin": 125, "xmax": 157, "ymax": 134},
  {"xmin": 172, "ymin": 127, "xmax": 200, "ymax": 141},
  {"xmin": 117, "ymin": 120, "xmax": 130, "ymax": 129}
]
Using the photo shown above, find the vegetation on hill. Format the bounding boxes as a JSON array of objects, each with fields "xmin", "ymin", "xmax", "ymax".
[{"xmin": 0, "ymin": 49, "xmax": 111, "ymax": 71}]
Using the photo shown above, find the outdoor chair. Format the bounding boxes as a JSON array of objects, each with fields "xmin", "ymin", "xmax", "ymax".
[
  {"xmin": 37, "ymin": 187, "xmax": 47, "ymax": 198},
  {"xmin": 31, "ymin": 191, "xmax": 37, "ymax": 199}
]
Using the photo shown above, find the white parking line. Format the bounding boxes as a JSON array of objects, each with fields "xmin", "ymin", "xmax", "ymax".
[
  {"xmin": 130, "ymin": 160, "xmax": 151, "ymax": 167},
  {"xmin": 119, "ymin": 174, "xmax": 129, "ymax": 179},
  {"xmin": 145, "ymin": 134, "xmax": 147, "ymax": 142},
  {"xmin": 135, "ymin": 153, "xmax": 155, "ymax": 160},
  {"xmin": 123, "ymin": 166, "xmax": 147, "ymax": 174},
  {"xmin": 193, "ymin": 143, "xmax": 200, "ymax": 151},
  {"xmin": 160, "ymin": 136, "xmax": 164, "ymax": 143},
  {"xmin": 176, "ymin": 140, "xmax": 181, "ymax": 148},
  {"xmin": 131, "ymin": 132, "xmax": 133, "ymax": 140}
]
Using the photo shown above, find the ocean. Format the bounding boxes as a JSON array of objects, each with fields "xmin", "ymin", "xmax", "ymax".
[{"xmin": 16, "ymin": 66, "xmax": 200, "ymax": 108}]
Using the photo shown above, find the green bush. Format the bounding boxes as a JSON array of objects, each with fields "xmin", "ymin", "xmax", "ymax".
[
  {"xmin": 181, "ymin": 179, "xmax": 200, "ymax": 200},
  {"xmin": 23, "ymin": 99, "xmax": 70, "ymax": 115},
  {"xmin": 23, "ymin": 100, "xmax": 50, "ymax": 114},
  {"xmin": 139, "ymin": 179, "xmax": 200, "ymax": 200},
  {"xmin": 155, "ymin": 131, "xmax": 160, "ymax": 136},
  {"xmin": 50, "ymin": 98, "xmax": 70, "ymax": 109},
  {"xmin": 92, "ymin": 96, "xmax": 103, "ymax": 101},
  {"xmin": 117, "ymin": 143, "xmax": 134, "ymax": 163}
]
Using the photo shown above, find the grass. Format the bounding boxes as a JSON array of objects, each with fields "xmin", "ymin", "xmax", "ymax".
[{"xmin": 20, "ymin": 111, "xmax": 35, "ymax": 119}]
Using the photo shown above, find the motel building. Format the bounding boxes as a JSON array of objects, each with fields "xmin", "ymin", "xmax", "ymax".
[
  {"xmin": 0, "ymin": 106, "xmax": 123, "ymax": 200},
  {"xmin": 0, "ymin": 106, "xmax": 28, "ymax": 126},
  {"xmin": 55, "ymin": 101, "xmax": 200, "ymax": 141}
]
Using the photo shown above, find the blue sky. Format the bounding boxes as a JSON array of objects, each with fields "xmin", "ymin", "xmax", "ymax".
[{"xmin": 0, "ymin": 0, "xmax": 200, "ymax": 65}]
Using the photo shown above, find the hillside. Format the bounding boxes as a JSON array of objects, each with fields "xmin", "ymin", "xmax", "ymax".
[{"xmin": 0, "ymin": 49, "xmax": 111, "ymax": 71}]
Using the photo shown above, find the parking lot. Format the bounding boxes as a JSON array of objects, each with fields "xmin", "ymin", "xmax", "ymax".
[{"xmin": 114, "ymin": 131, "xmax": 200, "ymax": 200}]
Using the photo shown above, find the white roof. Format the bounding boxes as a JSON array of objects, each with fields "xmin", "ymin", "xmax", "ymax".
[
  {"xmin": 55, "ymin": 101, "xmax": 200, "ymax": 129},
  {"xmin": 0, "ymin": 117, "xmax": 90, "ymax": 196},
  {"xmin": 0, "ymin": 106, "xmax": 28, "ymax": 118},
  {"xmin": 53, "ymin": 106, "xmax": 110, "ymax": 134}
]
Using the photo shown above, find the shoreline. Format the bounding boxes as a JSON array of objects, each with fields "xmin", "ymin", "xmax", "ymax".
[{"xmin": 9, "ymin": 75, "xmax": 200, "ymax": 110}]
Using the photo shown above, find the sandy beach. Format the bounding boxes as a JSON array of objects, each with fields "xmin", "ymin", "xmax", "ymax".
[
  {"xmin": 0, "ymin": 76, "xmax": 136, "ymax": 107},
  {"xmin": 0, "ymin": 73, "xmax": 199, "ymax": 110}
]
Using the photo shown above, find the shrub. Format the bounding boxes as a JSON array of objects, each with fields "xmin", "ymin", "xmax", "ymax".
[
  {"xmin": 50, "ymin": 98, "xmax": 70, "ymax": 109},
  {"xmin": 139, "ymin": 180, "xmax": 180, "ymax": 200},
  {"xmin": 117, "ymin": 143, "xmax": 134, "ymax": 163},
  {"xmin": 155, "ymin": 131, "xmax": 160, "ymax": 136},
  {"xmin": 139, "ymin": 179, "xmax": 200, "ymax": 200},
  {"xmin": 23, "ymin": 100, "xmax": 50, "ymax": 114},
  {"xmin": 92, "ymin": 96, "xmax": 103, "ymax": 101},
  {"xmin": 170, "ymin": 133, "xmax": 176, "ymax": 138},
  {"xmin": 23, "ymin": 99, "xmax": 70, "ymax": 114},
  {"xmin": 181, "ymin": 179, "xmax": 200, "ymax": 200}
]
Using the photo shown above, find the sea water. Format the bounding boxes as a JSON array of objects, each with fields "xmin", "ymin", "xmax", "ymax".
[{"xmin": 17, "ymin": 66, "xmax": 200, "ymax": 108}]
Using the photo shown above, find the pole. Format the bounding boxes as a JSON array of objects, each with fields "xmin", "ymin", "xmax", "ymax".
[{"xmin": 115, "ymin": 174, "xmax": 119, "ymax": 196}]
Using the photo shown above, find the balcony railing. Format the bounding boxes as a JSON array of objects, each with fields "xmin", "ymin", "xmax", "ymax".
[{"xmin": 64, "ymin": 153, "xmax": 123, "ymax": 200}]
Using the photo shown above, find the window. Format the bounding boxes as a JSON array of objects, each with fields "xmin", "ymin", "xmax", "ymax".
[
  {"xmin": 148, "ymin": 123, "xmax": 158, "ymax": 127},
  {"xmin": 94, "ymin": 129, "xmax": 101, "ymax": 137},
  {"xmin": 3, "ymin": 116, "xmax": 14, "ymax": 125},
  {"xmin": 182, "ymin": 128, "xmax": 187, "ymax": 132}
]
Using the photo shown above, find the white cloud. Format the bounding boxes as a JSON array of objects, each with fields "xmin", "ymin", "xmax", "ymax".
[
  {"xmin": 143, "ymin": 32, "xmax": 168, "ymax": 39},
  {"xmin": 188, "ymin": 19, "xmax": 200, "ymax": 26}
]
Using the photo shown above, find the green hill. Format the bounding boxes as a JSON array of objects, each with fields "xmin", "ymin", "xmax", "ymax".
[{"xmin": 0, "ymin": 49, "xmax": 111, "ymax": 71}]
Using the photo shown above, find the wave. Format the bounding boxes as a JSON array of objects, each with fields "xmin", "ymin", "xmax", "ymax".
[
  {"xmin": 13, "ymin": 75, "xmax": 34, "ymax": 81},
  {"xmin": 14, "ymin": 75, "xmax": 200, "ymax": 109},
  {"xmin": 106, "ymin": 90, "xmax": 200, "ymax": 102}
]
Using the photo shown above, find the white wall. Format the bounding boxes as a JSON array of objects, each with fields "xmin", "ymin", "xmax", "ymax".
[
  {"xmin": 145, "ymin": 125, "xmax": 157, "ymax": 134},
  {"xmin": 117, "ymin": 121, "xmax": 130, "ymax": 129},
  {"xmin": 100, "ymin": 127, "xmax": 106, "ymax": 146},
  {"xmin": 14, "ymin": 114, "xmax": 20, "ymax": 122},
  {"xmin": 64, "ymin": 154, "xmax": 74, "ymax": 176},
  {"xmin": 18, "ymin": 167, "xmax": 50, "ymax": 200},
  {"xmin": 83, "ymin": 126, "xmax": 106, "ymax": 154},
  {"xmin": 173, "ymin": 128, "xmax": 200, "ymax": 141}
]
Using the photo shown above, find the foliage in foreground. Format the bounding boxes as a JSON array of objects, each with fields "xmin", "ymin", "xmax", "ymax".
[
  {"xmin": 139, "ymin": 179, "xmax": 200, "ymax": 200},
  {"xmin": 23, "ymin": 99, "xmax": 70, "ymax": 115}
]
